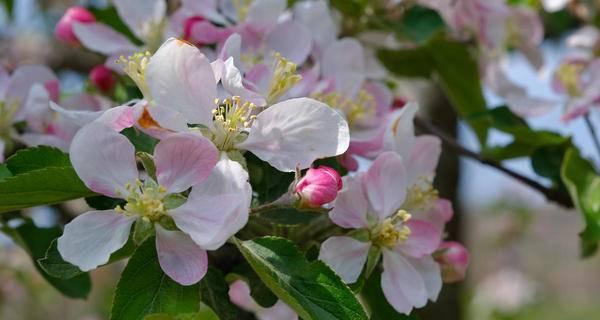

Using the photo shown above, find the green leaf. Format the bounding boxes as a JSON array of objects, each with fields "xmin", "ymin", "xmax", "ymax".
[
  {"xmin": 89, "ymin": 6, "xmax": 143, "ymax": 46},
  {"xmin": 198, "ymin": 267, "xmax": 239, "ymax": 320},
  {"xmin": 85, "ymin": 195, "xmax": 125, "ymax": 210},
  {"xmin": 38, "ymin": 239, "xmax": 84, "ymax": 279},
  {"xmin": 229, "ymin": 262, "xmax": 278, "ymax": 307},
  {"xmin": 137, "ymin": 151, "xmax": 157, "ymax": 180},
  {"xmin": 395, "ymin": 6, "xmax": 446, "ymax": 44},
  {"xmin": 0, "ymin": 167, "xmax": 96, "ymax": 213},
  {"xmin": 330, "ymin": 0, "xmax": 368, "ymax": 17},
  {"xmin": 363, "ymin": 271, "xmax": 419, "ymax": 320},
  {"xmin": 133, "ymin": 219, "xmax": 155, "ymax": 245},
  {"xmin": 235, "ymin": 236, "xmax": 368, "ymax": 320},
  {"xmin": 6, "ymin": 146, "xmax": 71, "ymax": 175},
  {"xmin": 259, "ymin": 207, "xmax": 321, "ymax": 226},
  {"xmin": 144, "ymin": 304, "xmax": 219, "ymax": 320},
  {"xmin": 0, "ymin": 164, "xmax": 12, "ymax": 181},
  {"xmin": 3, "ymin": 220, "xmax": 91, "ymax": 298},
  {"xmin": 246, "ymin": 153, "xmax": 294, "ymax": 203},
  {"xmin": 122, "ymin": 127, "xmax": 159, "ymax": 154},
  {"xmin": 111, "ymin": 237, "xmax": 200, "ymax": 320},
  {"xmin": 561, "ymin": 148, "xmax": 600, "ymax": 257},
  {"xmin": 377, "ymin": 47, "xmax": 432, "ymax": 78}
]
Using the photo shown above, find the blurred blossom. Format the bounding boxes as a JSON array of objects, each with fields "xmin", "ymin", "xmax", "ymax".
[
  {"xmin": 89, "ymin": 65, "xmax": 117, "ymax": 94},
  {"xmin": 434, "ymin": 241, "xmax": 469, "ymax": 283},
  {"xmin": 473, "ymin": 269, "xmax": 538, "ymax": 315},
  {"xmin": 55, "ymin": 6, "xmax": 96, "ymax": 46}
]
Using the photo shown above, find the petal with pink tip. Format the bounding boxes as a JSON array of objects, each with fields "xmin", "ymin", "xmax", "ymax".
[
  {"xmin": 237, "ymin": 98, "xmax": 350, "ymax": 172},
  {"xmin": 329, "ymin": 176, "xmax": 369, "ymax": 229},
  {"xmin": 398, "ymin": 219, "xmax": 441, "ymax": 258},
  {"xmin": 72, "ymin": 22, "xmax": 138, "ymax": 55},
  {"xmin": 381, "ymin": 250, "xmax": 428, "ymax": 314},
  {"xmin": 57, "ymin": 210, "xmax": 135, "ymax": 271},
  {"xmin": 96, "ymin": 104, "xmax": 144, "ymax": 132},
  {"xmin": 69, "ymin": 122, "xmax": 138, "ymax": 197},
  {"xmin": 318, "ymin": 236, "xmax": 370, "ymax": 283},
  {"xmin": 420, "ymin": 198, "xmax": 453, "ymax": 230},
  {"xmin": 362, "ymin": 152, "xmax": 407, "ymax": 220},
  {"xmin": 154, "ymin": 132, "xmax": 218, "ymax": 193},
  {"xmin": 169, "ymin": 157, "xmax": 251, "ymax": 250},
  {"xmin": 155, "ymin": 224, "xmax": 208, "ymax": 286},
  {"xmin": 146, "ymin": 38, "xmax": 217, "ymax": 126}
]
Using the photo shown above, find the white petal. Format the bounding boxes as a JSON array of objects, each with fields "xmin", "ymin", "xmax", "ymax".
[
  {"xmin": 57, "ymin": 210, "xmax": 135, "ymax": 271},
  {"xmin": 293, "ymin": 0, "xmax": 338, "ymax": 54},
  {"xmin": 318, "ymin": 236, "xmax": 370, "ymax": 283},
  {"xmin": 169, "ymin": 156, "xmax": 251, "ymax": 249},
  {"xmin": 238, "ymin": 98, "xmax": 350, "ymax": 172},
  {"xmin": 154, "ymin": 132, "xmax": 218, "ymax": 193},
  {"xmin": 69, "ymin": 122, "xmax": 139, "ymax": 197},
  {"xmin": 362, "ymin": 152, "xmax": 407, "ymax": 220},
  {"xmin": 381, "ymin": 250, "xmax": 429, "ymax": 314},
  {"xmin": 72, "ymin": 22, "xmax": 138, "ymax": 55},
  {"xmin": 321, "ymin": 38, "xmax": 365, "ymax": 97},
  {"xmin": 405, "ymin": 256, "xmax": 442, "ymax": 301},
  {"xmin": 221, "ymin": 57, "xmax": 267, "ymax": 106},
  {"xmin": 329, "ymin": 176, "xmax": 369, "ymax": 229},
  {"xmin": 155, "ymin": 224, "xmax": 208, "ymax": 285},
  {"xmin": 265, "ymin": 20, "xmax": 312, "ymax": 65},
  {"xmin": 5, "ymin": 65, "xmax": 57, "ymax": 110},
  {"xmin": 146, "ymin": 38, "xmax": 217, "ymax": 125},
  {"xmin": 245, "ymin": 0, "xmax": 287, "ymax": 30},
  {"xmin": 113, "ymin": 0, "xmax": 166, "ymax": 40},
  {"xmin": 383, "ymin": 102, "xmax": 418, "ymax": 159}
]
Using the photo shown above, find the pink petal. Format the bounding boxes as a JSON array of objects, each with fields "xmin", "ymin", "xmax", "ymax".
[
  {"xmin": 72, "ymin": 22, "xmax": 138, "ymax": 55},
  {"xmin": 405, "ymin": 135, "xmax": 441, "ymax": 185},
  {"xmin": 96, "ymin": 104, "xmax": 144, "ymax": 132},
  {"xmin": 155, "ymin": 224, "xmax": 208, "ymax": 285},
  {"xmin": 146, "ymin": 38, "xmax": 217, "ymax": 126},
  {"xmin": 229, "ymin": 280, "xmax": 260, "ymax": 312},
  {"xmin": 258, "ymin": 300, "xmax": 298, "ymax": 320},
  {"xmin": 420, "ymin": 198, "xmax": 453, "ymax": 230},
  {"xmin": 381, "ymin": 250, "xmax": 429, "ymax": 314},
  {"xmin": 362, "ymin": 152, "xmax": 407, "ymax": 220},
  {"xmin": 169, "ymin": 157, "xmax": 251, "ymax": 250},
  {"xmin": 398, "ymin": 219, "xmax": 441, "ymax": 258},
  {"xmin": 69, "ymin": 122, "xmax": 139, "ymax": 197},
  {"xmin": 318, "ymin": 236, "xmax": 370, "ymax": 283},
  {"xmin": 329, "ymin": 176, "xmax": 369, "ymax": 229},
  {"xmin": 237, "ymin": 98, "xmax": 350, "ymax": 172},
  {"xmin": 154, "ymin": 132, "xmax": 219, "ymax": 193},
  {"xmin": 57, "ymin": 210, "xmax": 135, "ymax": 271}
]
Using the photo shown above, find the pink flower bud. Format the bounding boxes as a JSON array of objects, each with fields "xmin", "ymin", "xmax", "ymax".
[
  {"xmin": 296, "ymin": 166, "xmax": 342, "ymax": 208},
  {"xmin": 434, "ymin": 241, "xmax": 469, "ymax": 283},
  {"xmin": 183, "ymin": 16, "xmax": 205, "ymax": 41},
  {"xmin": 89, "ymin": 65, "xmax": 117, "ymax": 94},
  {"xmin": 55, "ymin": 6, "xmax": 96, "ymax": 46}
]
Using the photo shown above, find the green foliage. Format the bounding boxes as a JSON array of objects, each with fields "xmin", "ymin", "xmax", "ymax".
[
  {"xmin": 6, "ymin": 146, "xmax": 71, "ymax": 174},
  {"xmin": 235, "ymin": 236, "xmax": 367, "ymax": 320},
  {"xmin": 377, "ymin": 6, "xmax": 446, "ymax": 44},
  {"xmin": 38, "ymin": 239, "xmax": 84, "ymax": 279},
  {"xmin": 122, "ymin": 127, "xmax": 159, "ymax": 154},
  {"xmin": 561, "ymin": 148, "xmax": 600, "ymax": 257},
  {"xmin": 85, "ymin": 195, "xmax": 125, "ymax": 210},
  {"xmin": 363, "ymin": 271, "xmax": 419, "ymax": 320},
  {"xmin": 0, "ymin": 164, "xmax": 11, "ymax": 181},
  {"xmin": 229, "ymin": 262, "xmax": 278, "ymax": 307},
  {"xmin": 246, "ymin": 153, "xmax": 294, "ymax": 203},
  {"xmin": 330, "ymin": 0, "xmax": 369, "ymax": 17},
  {"xmin": 2, "ymin": 220, "xmax": 91, "ymax": 298},
  {"xmin": 379, "ymin": 34, "xmax": 489, "ymax": 143},
  {"xmin": 111, "ymin": 237, "xmax": 200, "ymax": 320},
  {"xmin": 258, "ymin": 207, "xmax": 322, "ymax": 225},
  {"xmin": 198, "ymin": 267, "xmax": 239, "ymax": 320}
]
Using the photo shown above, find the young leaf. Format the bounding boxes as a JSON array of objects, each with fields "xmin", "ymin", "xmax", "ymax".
[
  {"xmin": 3, "ymin": 220, "xmax": 91, "ymax": 298},
  {"xmin": 235, "ymin": 236, "xmax": 368, "ymax": 320},
  {"xmin": 111, "ymin": 237, "xmax": 200, "ymax": 320},
  {"xmin": 198, "ymin": 267, "xmax": 239, "ymax": 320},
  {"xmin": 561, "ymin": 148, "xmax": 600, "ymax": 257}
]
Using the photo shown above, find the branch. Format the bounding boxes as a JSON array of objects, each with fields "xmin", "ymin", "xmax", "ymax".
[{"xmin": 414, "ymin": 117, "xmax": 573, "ymax": 208}]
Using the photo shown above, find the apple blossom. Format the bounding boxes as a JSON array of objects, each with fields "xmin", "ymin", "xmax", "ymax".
[
  {"xmin": 54, "ymin": 6, "xmax": 96, "ymax": 46},
  {"xmin": 296, "ymin": 166, "xmax": 343, "ymax": 208},
  {"xmin": 57, "ymin": 121, "xmax": 252, "ymax": 285},
  {"xmin": 319, "ymin": 152, "xmax": 443, "ymax": 314},
  {"xmin": 434, "ymin": 241, "xmax": 470, "ymax": 283}
]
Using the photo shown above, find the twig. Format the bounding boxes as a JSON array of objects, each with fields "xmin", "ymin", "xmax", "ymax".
[
  {"xmin": 414, "ymin": 117, "xmax": 573, "ymax": 208},
  {"xmin": 584, "ymin": 114, "xmax": 600, "ymax": 160}
]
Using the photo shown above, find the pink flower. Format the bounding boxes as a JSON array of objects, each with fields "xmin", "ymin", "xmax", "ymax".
[
  {"xmin": 89, "ymin": 65, "xmax": 117, "ymax": 94},
  {"xmin": 229, "ymin": 280, "xmax": 297, "ymax": 320},
  {"xmin": 434, "ymin": 241, "xmax": 470, "ymax": 283},
  {"xmin": 319, "ymin": 152, "xmax": 444, "ymax": 314},
  {"xmin": 55, "ymin": 6, "xmax": 96, "ymax": 46},
  {"xmin": 57, "ymin": 121, "xmax": 252, "ymax": 285},
  {"xmin": 296, "ymin": 166, "xmax": 342, "ymax": 208}
]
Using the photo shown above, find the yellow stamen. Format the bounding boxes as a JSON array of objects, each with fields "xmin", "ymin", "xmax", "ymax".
[
  {"xmin": 403, "ymin": 175, "xmax": 439, "ymax": 211},
  {"xmin": 211, "ymin": 96, "xmax": 256, "ymax": 150},
  {"xmin": 372, "ymin": 210, "xmax": 413, "ymax": 248},
  {"xmin": 115, "ymin": 179, "xmax": 168, "ymax": 221},
  {"xmin": 267, "ymin": 52, "xmax": 302, "ymax": 103},
  {"xmin": 312, "ymin": 89, "xmax": 376, "ymax": 125},
  {"xmin": 117, "ymin": 51, "xmax": 152, "ymax": 99}
]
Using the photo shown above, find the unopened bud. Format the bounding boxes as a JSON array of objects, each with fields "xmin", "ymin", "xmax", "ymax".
[
  {"xmin": 55, "ymin": 6, "xmax": 96, "ymax": 46},
  {"xmin": 434, "ymin": 241, "xmax": 469, "ymax": 283},
  {"xmin": 296, "ymin": 166, "xmax": 342, "ymax": 208},
  {"xmin": 89, "ymin": 65, "xmax": 117, "ymax": 94}
]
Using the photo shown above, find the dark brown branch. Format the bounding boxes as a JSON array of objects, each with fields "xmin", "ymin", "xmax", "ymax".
[{"xmin": 415, "ymin": 116, "xmax": 573, "ymax": 208}]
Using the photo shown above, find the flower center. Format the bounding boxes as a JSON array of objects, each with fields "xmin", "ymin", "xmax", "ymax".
[
  {"xmin": 403, "ymin": 175, "xmax": 439, "ymax": 211},
  {"xmin": 209, "ymin": 96, "xmax": 256, "ymax": 151},
  {"xmin": 0, "ymin": 100, "xmax": 19, "ymax": 136},
  {"xmin": 117, "ymin": 51, "xmax": 152, "ymax": 99},
  {"xmin": 556, "ymin": 62, "xmax": 585, "ymax": 97},
  {"xmin": 115, "ymin": 180, "xmax": 168, "ymax": 221},
  {"xmin": 312, "ymin": 89, "xmax": 376, "ymax": 126},
  {"xmin": 268, "ymin": 53, "xmax": 302, "ymax": 103},
  {"xmin": 372, "ymin": 210, "xmax": 412, "ymax": 248},
  {"xmin": 232, "ymin": 0, "xmax": 253, "ymax": 22}
]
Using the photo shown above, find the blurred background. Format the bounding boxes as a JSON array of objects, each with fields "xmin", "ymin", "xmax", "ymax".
[{"xmin": 1, "ymin": 0, "xmax": 600, "ymax": 319}]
